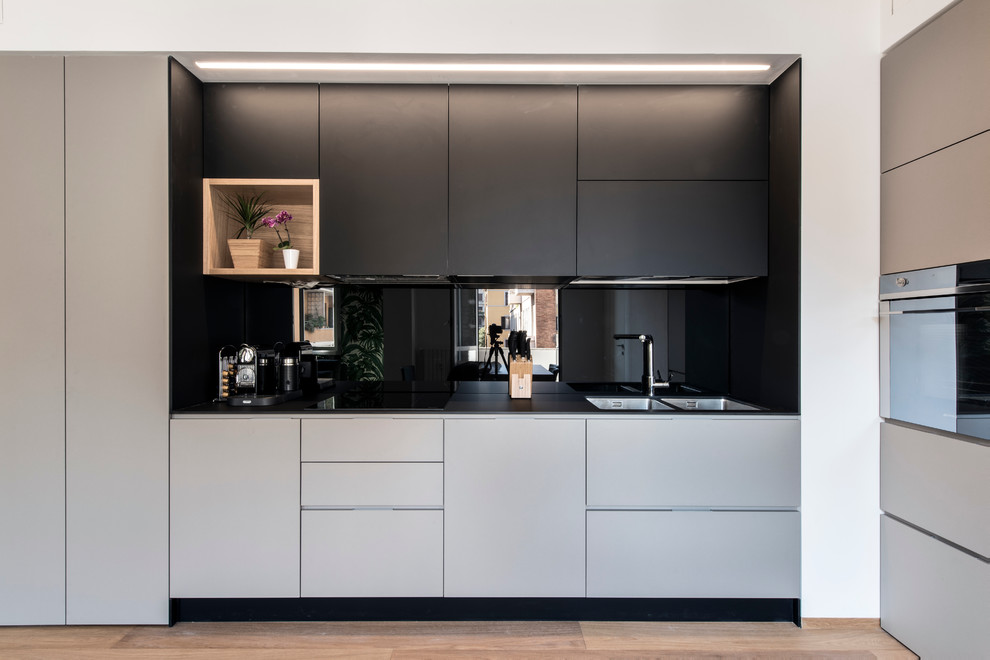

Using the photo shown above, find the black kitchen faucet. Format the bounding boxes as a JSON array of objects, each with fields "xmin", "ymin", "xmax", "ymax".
[{"xmin": 613, "ymin": 334, "xmax": 655, "ymax": 395}]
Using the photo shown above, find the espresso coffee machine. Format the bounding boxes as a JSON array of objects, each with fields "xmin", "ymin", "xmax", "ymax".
[{"xmin": 218, "ymin": 342, "xmax": 306, "ymax": 406}]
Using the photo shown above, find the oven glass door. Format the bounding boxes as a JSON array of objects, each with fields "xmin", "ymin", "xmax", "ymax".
[{"xmin": 885, "ymin": 293, "xmax": 990, "ymax": 440}]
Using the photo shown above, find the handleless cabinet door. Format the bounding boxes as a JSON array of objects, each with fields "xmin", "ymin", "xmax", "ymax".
[
  {"xmin": 448, "ymin": 85, "xmax": 577, "ymax": 276},
  {"xmin": 0, "ymin": 54, "xmax": 66, "ymax": 626},
  {"xmin": 880, "ymin": 130, "xmax": 990, "ymax": 274},
  {"xmin": 204, "ymin": 83, "xmax": 319, "ymax": 178},
  {"xmin": 170, "ymin": 418, "xmax": 300, "ymax": 598},
  {"xmin": 881, "ymin": 422, "xmax": 990, "ymax": 556},
  {"xmin": 578, "ymin": 85, "xmax": 768, "ymax": 180},
  {"xmin": 578, "ymin": 181, "xmax": 767, "ymax": 277},
  {"xmin": 321, "ymin": 85, "xmax": 448, "ymax": 275},
  {"xmin": 444, "ymin": 418, "xmax": 585, "ymax": 596},
  {"xmin": 65, "ymin": 55, "xmax": 170, "ymax": 625},
  {"xmin": 588, "ymin": 510, "xmax": 800, "ymax": 598},
  {"xmin": 881, "ymin": 0, "xmax": 990, "ymax": 172}
]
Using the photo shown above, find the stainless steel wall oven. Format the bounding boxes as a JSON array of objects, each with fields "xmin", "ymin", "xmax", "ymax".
[{"xmin": 881, "ymin": 261, "xmax": 990, "ymax": 440}]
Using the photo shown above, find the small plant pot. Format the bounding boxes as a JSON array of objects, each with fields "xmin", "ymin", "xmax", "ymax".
[
  {"xmin": 281, "ymin": 248, "xmax": 300, "ymax": 269},
  {"xmin": 227, "ymin": 238, "xmax": 265, "ymax": 269}
]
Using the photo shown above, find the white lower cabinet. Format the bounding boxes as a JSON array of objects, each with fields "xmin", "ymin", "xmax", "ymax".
[
  {"xmin": 170, "ymin": 418, "xmax": 300, "ymax": 598},
  {"xmin": 302, "ymin": 510, "xmax": 443, "ymax": 597},
  {"xmin": 587, "ymin": 510, "xmax": 800, "ymax": 598},
  {"xmin": 444, "ymin": 418, "xmax": 586, "ymax": 597}
]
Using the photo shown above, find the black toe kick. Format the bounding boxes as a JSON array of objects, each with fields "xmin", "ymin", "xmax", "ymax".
[{"xmin": 170, "ymin": 597, "xmax": 800, "ymax": 625}]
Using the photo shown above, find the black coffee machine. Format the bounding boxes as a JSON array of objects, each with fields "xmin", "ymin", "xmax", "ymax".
[{"xmin": 218, "ymin": 341, "xmax": 309, "ymax": 406}]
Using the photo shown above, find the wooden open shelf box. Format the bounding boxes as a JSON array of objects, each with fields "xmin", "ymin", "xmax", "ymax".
[{"xmin": 203, "ymin": 178, "xmax": 320, "ymax": 279}]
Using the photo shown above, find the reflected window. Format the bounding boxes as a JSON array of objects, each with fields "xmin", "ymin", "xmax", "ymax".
[
  {"xmin": 296, "ymin": 287, "xmax": 336, "ymax": 348},
  {"xmin": 455, "ymin": 288, "xmax": 558, "ymax": 370}
]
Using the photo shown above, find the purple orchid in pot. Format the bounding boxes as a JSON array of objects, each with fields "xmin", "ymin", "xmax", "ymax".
[{"xmin": 263, "ymin": 210, "xmax": 299, "ymax": 269}]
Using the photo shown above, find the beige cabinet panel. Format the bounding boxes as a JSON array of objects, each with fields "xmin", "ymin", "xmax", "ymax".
[
  {"xmin": 881, "ymin": 0, "xmax": 990, "ymax": 171},
  {"xmin": 881, "ymin": 131, "xmax": 990, "ymax": 274}
]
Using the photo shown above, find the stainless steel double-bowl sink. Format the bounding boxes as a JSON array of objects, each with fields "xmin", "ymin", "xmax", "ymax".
[{"xmin": 585, "ymin": 395, "xmax": 764, "ymax": 412}]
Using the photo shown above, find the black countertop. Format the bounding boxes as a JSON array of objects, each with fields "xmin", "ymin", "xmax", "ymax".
[{"xmin": 174, "ymin": 380, "xmax": 795, "ymax": 415}]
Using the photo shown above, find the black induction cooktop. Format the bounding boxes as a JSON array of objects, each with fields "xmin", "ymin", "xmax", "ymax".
[{"xmin": 306, "ymin": 381, "xmax": 455, "ymax": 411}]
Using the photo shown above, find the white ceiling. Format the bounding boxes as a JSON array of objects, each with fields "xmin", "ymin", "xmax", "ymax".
[{"xmin": 172, "ymin": 52, "xmax": 800, "ymax": 85}]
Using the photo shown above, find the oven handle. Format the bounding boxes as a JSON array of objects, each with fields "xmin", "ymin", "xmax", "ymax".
[{"xmin": 880, "ymin": 306, "xmax": 990, "ymax": 315}]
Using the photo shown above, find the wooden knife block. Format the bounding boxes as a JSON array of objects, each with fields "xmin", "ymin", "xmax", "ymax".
[{"xmin": 509, "ymin": 357, "xmax": 533, "ymax": 399}]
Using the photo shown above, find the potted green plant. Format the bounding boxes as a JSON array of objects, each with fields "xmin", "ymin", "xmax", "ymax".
[
  {"xmin": 262, "ymin": 210, "xmax": 299, "ymax": 269},
  {"xmin": 220, "ymin": 190, "xmax": 273, "ymax": 269}
]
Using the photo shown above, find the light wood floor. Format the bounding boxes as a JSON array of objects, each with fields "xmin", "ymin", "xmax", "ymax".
[{"xmin": 0, "ymin": 620, "xmax": 916, "ymax": 659}]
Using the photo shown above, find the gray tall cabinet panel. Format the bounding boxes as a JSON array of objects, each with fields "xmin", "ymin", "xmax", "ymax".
[
  {"xmin": 320, "ymin": 85, "xmax": 448, "ymax": 275},
  {"xmin": 0, "ymin": 55, "xmax": 66, "ymax": 626},
  {"xmin": 448, "ymin": 85, "xmax": 577, "ymax": 276},
  {"xmin": 881, "ymin": 130, "xmax": 990, "ymax": 272},
  {"xmin": 881, "ymin": 0, "xmax": 990, "ymax": 274},
  {"xmin": 879, "ymin": 4, "xmax": 990, "ymax": 654},
  {"xmin": 880, "ymin": 0, "xmax": 990, "ymax": 173},
  {"xmin": 64, "ymin": 56, "xmax": 169, "ymax": 624}
]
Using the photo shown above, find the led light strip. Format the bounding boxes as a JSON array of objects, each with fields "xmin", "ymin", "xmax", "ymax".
[{"xmin": 195, "ymin": 61, "xmax": 771, "ymax": 73}]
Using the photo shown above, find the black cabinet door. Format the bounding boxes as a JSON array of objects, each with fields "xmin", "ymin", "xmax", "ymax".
[
  {"xmin": 320, "ymin": 85, "xmax": 448, "ymax": 276},
  {"xmin": 577, "ymin": 181, "xmax": 767, "ymax": 277},
  {"xmin": 204, "ymin": 83, "xmax": 319, "ymax": 178},
  {"xmin": 449, "ymin": 85, "xmax": 577, "ymax": 276},
  {"xmin": 578, "ymin": 86, "xmax": 768, "ymax": 181}
]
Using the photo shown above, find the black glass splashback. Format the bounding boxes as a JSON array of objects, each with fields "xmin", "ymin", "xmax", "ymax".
[{"xmin": 307, "ymin": 381, "xmax": 455, "ymax": 411}]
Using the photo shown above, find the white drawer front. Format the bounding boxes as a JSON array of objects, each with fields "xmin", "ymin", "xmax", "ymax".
[
  {"xmin": 302, "ymin": 418, "xmax": 443, "ymax": 462},
  {"xmin": 302, "ymin": 509, "xmax": 443, "ymax": 597},
  {"xmin": 587, "ymin": 510, "xmax": 800, "ymax": 598},
  {"xmin": 881, "ymin": 422, "xmax": 989, "ymax": 556},
  {"xmin": 587, "ymin": 419, "xmax": 800, "ymax": 507},
  {"xmin": 302, "ymin": 463, "xmax": 443, "ymax": 507}
]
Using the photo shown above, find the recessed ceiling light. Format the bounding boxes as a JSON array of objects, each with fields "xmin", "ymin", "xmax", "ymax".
[{"xmin": 195, "ymin": 61, "xmax": 771, "ymax": 73}]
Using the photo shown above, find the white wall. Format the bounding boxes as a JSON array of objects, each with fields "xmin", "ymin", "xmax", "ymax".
[{"xmin": 1, "ymin": 0, "xmax": 886, "ymax": 617}]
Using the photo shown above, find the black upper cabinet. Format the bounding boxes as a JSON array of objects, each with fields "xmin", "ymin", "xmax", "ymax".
[
  {"xmin": 204, "ymin": 83, "xmax": 319, "ymax": 178},
  {"xmin": 577, "ymin": 181, "xmax": 768, "ymax": 277},
  {"xmin": 449, "ymin": 85, "xmax": 577, "ymax": 276},
  {"xmin": 320, "ymin": 85, "xmax": 448, "ymax": 276},
  {"xmin": 578, "ymin": 86, "xmax": 768, "ymax": 180}
]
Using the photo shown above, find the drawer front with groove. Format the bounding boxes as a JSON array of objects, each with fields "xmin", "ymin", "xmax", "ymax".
[
  {"xmin": 301, "ymin": 418, "xmax": 443, "ymax": 462},
  {"xmin": 587, "ymin": 510, "xmax": 800, "ymax": 598},
  {"xmin": 302, "ymin": 463, "xmax": 443, "ymax": 507},
  {"xmin": 302, "ymin": 509, "xmax": 443, "ymax": 597},
  {"xmin": 587, "ymin": 419, "xmax": 800, "ymax": 508}
]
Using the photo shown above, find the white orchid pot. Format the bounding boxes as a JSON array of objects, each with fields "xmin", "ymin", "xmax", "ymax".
[{"xmin": 282, "ymin": 248, "xmax": 300, "ymax": 269}]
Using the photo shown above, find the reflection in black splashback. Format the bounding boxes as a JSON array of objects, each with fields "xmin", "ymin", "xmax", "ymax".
[{"xmin": 307, "ymin": 381, "xmax": 454, "ymax": 410}]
